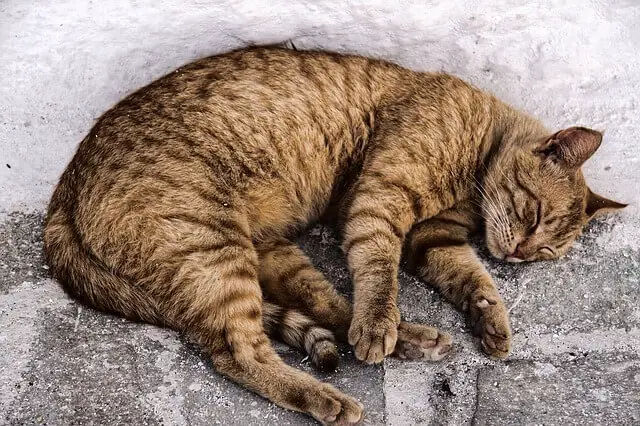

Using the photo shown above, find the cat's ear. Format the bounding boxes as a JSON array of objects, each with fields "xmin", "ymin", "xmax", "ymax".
[
  {"xmin": 535, "ymin": 127, "xmax": 602, "ymax": 169},
  {"xmin": 585, "ymin": 188, "xmax": 627, "ymax": 220}
]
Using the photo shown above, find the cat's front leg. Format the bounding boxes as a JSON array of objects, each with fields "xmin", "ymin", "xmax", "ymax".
[
  {"xmin": 341, "ymin": 178, "xmax": 420, "ymax": 364},
  {"xmin": 464, "ymin": 279, "xmax": 511, "ymax": 359},
  {"xmin": 407, "ymin": 205, "xmax": 512, "ymax": 359}
]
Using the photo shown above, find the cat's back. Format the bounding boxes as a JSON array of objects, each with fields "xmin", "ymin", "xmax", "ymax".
[{"xmin": 50, "ymin": 47, "xmax": 406, "ymax": 253}]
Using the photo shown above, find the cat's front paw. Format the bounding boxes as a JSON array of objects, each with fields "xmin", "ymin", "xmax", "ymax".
[
  {"xmin": 469, "ymin": 295, "xmax": 512, "ymax": 359},
  {"xmin": 348, "ymin": 306, "xmax": 401, "ymax": 364},
  {"xmin": 392, "ymin": 321, "xmax": 453, "ymax": 361}
]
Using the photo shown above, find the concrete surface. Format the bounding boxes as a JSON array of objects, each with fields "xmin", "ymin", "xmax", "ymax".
[
  {"xmin": 1, "ymin": 1, "xmax": 639, "ymax": 425},
  {"xmin": 1, "ymin": 214, "xmax": 638, "ymax": 425}
]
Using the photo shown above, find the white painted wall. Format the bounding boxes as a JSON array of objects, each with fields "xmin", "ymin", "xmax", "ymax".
[{"xmin": 1, "ymin": 0, "xmax": 638, "ymax": 246}]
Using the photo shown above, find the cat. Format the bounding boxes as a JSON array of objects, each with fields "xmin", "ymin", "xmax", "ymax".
[{"xmin": 43, "ymin": 45, "xmax": 625, "ymax": 425}]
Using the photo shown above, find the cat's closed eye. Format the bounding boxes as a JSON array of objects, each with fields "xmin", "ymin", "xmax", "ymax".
[{"xmin": 538, "ymin": 246, "xmax": 555, "ymax": 256}]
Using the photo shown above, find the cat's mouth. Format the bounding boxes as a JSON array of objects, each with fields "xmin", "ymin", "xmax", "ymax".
[{"xmin": 485, "ymin": 229, "xmax": 526, "ymax": 262}]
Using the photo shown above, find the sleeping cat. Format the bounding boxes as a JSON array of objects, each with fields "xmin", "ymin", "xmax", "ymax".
[{"xmin": 43, "ymin": 46, "xmax": 625, "ymax": 424}]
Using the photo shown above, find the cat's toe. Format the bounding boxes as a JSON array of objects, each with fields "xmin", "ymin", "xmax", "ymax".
[
  {"xmin": 481, "ymin": 336, "xmax": 510, "ymax": 359},
  {"xmin": 472, "ymin": 300, "xmax": 512, "ymax": 359},
  {"xmin": 393, "ymin": 321, "xmax": 453, "ymax": 361}
]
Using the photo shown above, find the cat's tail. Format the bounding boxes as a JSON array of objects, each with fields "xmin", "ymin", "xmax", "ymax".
[
  {"xmin": 43, "ymin": 205, "xmax": 163, "ymax": 325},
  {"xmin": 263, "ymin": 302, "xmax": 339, "ymax": 372}
]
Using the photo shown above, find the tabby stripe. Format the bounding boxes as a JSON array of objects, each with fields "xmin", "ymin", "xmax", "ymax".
[
  {"xmin": 502, "ymin": 181, "xmax": 516, "ymax": 200},
  {"xmin": 363, "ymin": 257, "xmax": 394, "ymax": 274},
  {"xmin": 138, "ymin": 154, "xmax": 157, "ymax": 166},
  {"xmin": 154, "ymin": 172, "xmax": 184, "ymax": 189},
  {"xmin": 544, "ymin": 215, "xmax": 560, "ymax": 226},
  {"xmin": 362, "ymin": 278, "xmax": 396, "ymax": 307},
  {"xmin": 366, "ymin": 174, "xmax": 424, "ymax": 220},
  {"xmin": 222, "ymin": 141, "xmax": 258, "ymax": 179},
  {"xmin": 191, "ymin": 150, "xmax": 224, "ymax": 174},
  {"xmin": 161, "ymin": 214, "xmax": 249, "ymax": 242},
  {"xmin": 344, "ymin": 229, "xmax": 398, "ymax": 254},
  {"xmin": 175, "ymin": 240, "xmax": 249, "ymax": 258},
  {"xmin": 279, "ymin": 262, "xmax": 311, "ymax": 287},
  {"xmin": 554, "ymin": 233, "xmax": 573, "ymax": 247},
  {"xmin": 164, "ymin": 147, "xmax": 192, "ymax": 163},
  {"xmin": 219, "ymin": 264, "xmax": 257, "ymax": 281},
  {"xmin": 428, "ymin": 216, "xmax": 471, "ymax": 229},
  {"xmin": 216, "ymin": 217, "xmax": 251, "ymax": 240},
  {"xmin": 161, "ymin": 212, "xmax": 216, "ymax": 229},
  {"xmin": 312, "ymin": 336, "xmax": 335, "ymax": 344},
  {"xmin": 411, "ymin": 236, "xmax": 467, "ymax": 268},
  {"xmin": 217, "ymin": 288, "xmax": 259, "ymax": 312},
  {"xmin": 212, "ymin": 248, "xmax": 258, "ymax": 269},
  {"xmin": 363, "ymin": 60, "xmax": 375, "ymax": 97},
  {"xmin": 299, "ymin": 55, "xmax": 325, "ymax": 92},
  {"xmin": 190, "ymin": 184, "xmax": 228, "ymax": 206},
  {"xmin": 514, "ymin": 172, "xmax": 539, "ymax": 201},
  {"xmin": 348, "ymin": 208, "xmax": 404, "ymax": 240},
  {"xmin": 299, "ymin": 322, "xmax": 313, "ymax": 341},
  {"xmin": 271, "ymin": 306, "xmax": 288, "ymax": 340},
  {"xmin": 510, "ymin": 198, "xmax": 524, "ymax": 222}
]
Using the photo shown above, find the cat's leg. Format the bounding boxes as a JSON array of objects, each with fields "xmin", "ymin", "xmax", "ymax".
[
  {"xmin": 157, "ymin": 221, "xmax": 363, "ymax": 424},
  {"xmin": 262, "ymin": 301, "xmax": 340, "ymax": 372},
  {"xmin": 406, "ymin": 204, "xmax": 512, "ymax": 359},
  {"xmin": 257, "ymin": 239, "xmax": 353, "ymax": 339},
  {"xmin": 340, "ymin": 173, "xmax": 442, "ymax": 364},
  {"xmin": 257, "ymin": 239, "xmax": 453, "ymax": 362}
]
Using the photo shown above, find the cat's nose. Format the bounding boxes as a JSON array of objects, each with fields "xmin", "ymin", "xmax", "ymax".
[{"xmin": 510, "ymin": 243, "xmax": 525, "ymax": 259}]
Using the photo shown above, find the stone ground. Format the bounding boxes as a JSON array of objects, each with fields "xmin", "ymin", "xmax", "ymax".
[{"xmin": 1, "ymin": 211, "xmax": 638, "ymax": 425}]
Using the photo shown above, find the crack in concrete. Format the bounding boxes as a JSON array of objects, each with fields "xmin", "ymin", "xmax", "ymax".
[{"xmin": 470, "ymin": 368, "xmax": 481, "ymax": 426}]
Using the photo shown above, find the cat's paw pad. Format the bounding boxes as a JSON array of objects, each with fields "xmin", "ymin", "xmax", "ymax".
[
  {"xmin": 471, "ymin": 297, "xmax": 512, "ymax": 359},
  {"xmin": 393, "ymin": 321, "xmax": 453, "ymax": 361}
]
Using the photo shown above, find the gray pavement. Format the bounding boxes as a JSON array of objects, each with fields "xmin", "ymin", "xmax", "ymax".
[{"xmin": 1, "ymin": 212, "xmax": 638, "ymax": 425}]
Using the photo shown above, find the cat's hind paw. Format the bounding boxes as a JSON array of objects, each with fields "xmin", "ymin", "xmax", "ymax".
[{"xmin": 392, "ymin": 321, "xmax": 453, "ymax": 361}]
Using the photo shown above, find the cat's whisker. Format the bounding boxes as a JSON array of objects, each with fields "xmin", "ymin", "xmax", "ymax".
[
  {"xmin": 485, "ymin": 173, "xmax": 511, "ymax": 240},
  {"xmin": 475, "ymin": 181, "xmax": 507, "ymax": 232},
  {"xmin": 467, "ymin": 175, "xmax": 500, "ymax": 222},
  {"xmin": 479, "ymin": 167, "xmax": 508, "ymax": 222},
  {"xmin": 477, "ymin": 164, "xmax": 511, "ymax": 233},
  {"xmin": 485, "ymin": 173, "xmax": 510, "ymax": 231}
]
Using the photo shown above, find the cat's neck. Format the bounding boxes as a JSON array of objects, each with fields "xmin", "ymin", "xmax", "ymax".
[{"xmin": 481, "ymin": 98, "xmax": 548, "ymax": 171}]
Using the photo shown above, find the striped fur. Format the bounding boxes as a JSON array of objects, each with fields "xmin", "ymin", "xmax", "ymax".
[
  {"xmin": 43, "ymin": 46, "xmax": 624, "ymax": 423},
  {"xmin": 262, "ymin": 302, "xmax": 339, "ymax": 372}
]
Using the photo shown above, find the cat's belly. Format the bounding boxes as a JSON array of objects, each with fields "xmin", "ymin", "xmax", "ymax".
[{"xmin": 245, "ymin": 155, "xmax": 339, "ymax": 241}]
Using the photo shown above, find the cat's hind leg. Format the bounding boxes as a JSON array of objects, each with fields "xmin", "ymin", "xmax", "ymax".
[
  {"xmin": 257, "ymin": 239, "xmax": 353, "ymax": 340},
  {"xmin": 152, "ymin": 220, "xmax": 362, "ymax": 424},
  {"xmin": 257, "ymin": 239, "xmax": 453, "ymax": 362}
]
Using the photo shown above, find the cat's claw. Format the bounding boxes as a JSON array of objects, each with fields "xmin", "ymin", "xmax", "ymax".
[
  {"xmin": 393, "ymin": 321, "xmax": 453, "ymax": 361},
  {"xmin": 471, "ymin": 296, "xmax": 512, "ymax": 359}
]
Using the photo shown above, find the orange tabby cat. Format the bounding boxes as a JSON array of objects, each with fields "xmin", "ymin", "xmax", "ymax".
[{"xmin": 43, "ymin": 46, "xmax": 625, "ymax": 424}]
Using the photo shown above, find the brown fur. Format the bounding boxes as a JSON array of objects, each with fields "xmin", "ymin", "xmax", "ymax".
[{"xmin": 43, "ymin": 45, "xmax": 624, "ymax": 424}]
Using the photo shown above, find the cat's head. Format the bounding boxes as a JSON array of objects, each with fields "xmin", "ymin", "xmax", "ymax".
[{"xmin": 483, "ymin": 126, "xmax": 626, "ymax": 262}]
